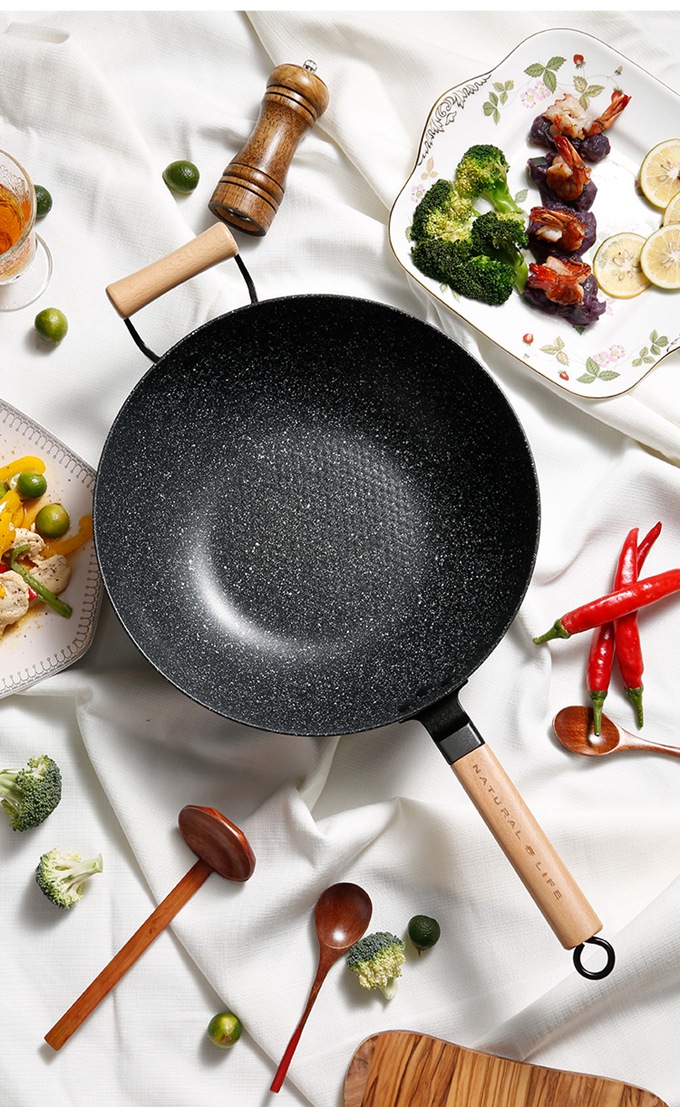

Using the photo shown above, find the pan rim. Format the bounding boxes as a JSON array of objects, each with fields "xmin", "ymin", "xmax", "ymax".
[{"xmin": 94, "ymin": 293, "xmax": 541, "ymax": 737}]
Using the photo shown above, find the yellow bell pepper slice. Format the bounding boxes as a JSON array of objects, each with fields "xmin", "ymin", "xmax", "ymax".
[
  {"xmin": 0, "ymin": 506, "xmax": 14, "ymax": 557},
  {"xmin": 21, "ymin": 495, "xmax": 48, "ymax": 530},
  {"xmin": 0, "ymin": 489, "xmax": 23, "ymax": 553},
  {"xmin": 41, "ymin": 514, "xmax": 93, "ymax": 559},
  {"xmin": 0, "ymin": 455, "xmax": 46, "ymax": 484}
]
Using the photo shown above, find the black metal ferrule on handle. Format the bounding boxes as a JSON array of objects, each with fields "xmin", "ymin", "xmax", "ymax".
[
  {"xmin": 417, "ymin": 689, "xmax": 486, "ymax": 764},
  {"xmin": 573, "ymin": 936, "xmax": 616, "ymax": 979}
]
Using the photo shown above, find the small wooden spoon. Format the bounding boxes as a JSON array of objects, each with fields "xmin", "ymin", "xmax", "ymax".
[
  {"xmin": 44, "ymin": 805, "xmax": 256, "ymax": 1051},
  {"xmin": 553, "ymin": 705, "xmax": 680, "ymax": 759},
  {"xmin": 270, "ymin": 882, "xmax": 373, "ymax": 1092}
]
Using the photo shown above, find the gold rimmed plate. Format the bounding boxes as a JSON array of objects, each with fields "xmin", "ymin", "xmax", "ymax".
[{"xmin": 389, "ymin": 28, "xmax": 680, "ymax": 398}]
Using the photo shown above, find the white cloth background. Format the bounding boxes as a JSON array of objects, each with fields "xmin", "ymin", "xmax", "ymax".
[{"xmin": 2, "ymin": 9, "xmax": 680, "ymax": 1107}]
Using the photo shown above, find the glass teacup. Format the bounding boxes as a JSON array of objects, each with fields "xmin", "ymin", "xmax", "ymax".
[{"xmin": 0, "ymin": 149, "xmax": 52, "ymax": 311}]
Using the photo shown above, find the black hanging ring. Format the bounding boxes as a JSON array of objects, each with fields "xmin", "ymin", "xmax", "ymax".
[{"xmin": 572, "ymin": 935, "xmax": 616, "ymax": 979}]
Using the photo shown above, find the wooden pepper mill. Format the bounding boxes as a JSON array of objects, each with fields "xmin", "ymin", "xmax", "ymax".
[{"xmin": 209, "ymin": 60, "xmax": 329, "ymax": 236}]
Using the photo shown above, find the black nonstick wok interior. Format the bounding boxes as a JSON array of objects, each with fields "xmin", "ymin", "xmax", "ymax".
[{"xmin": 94, "ymin": 295, "xmax": 539, "ymax": 736}]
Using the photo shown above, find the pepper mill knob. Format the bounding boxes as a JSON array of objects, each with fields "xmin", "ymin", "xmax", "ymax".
[{"xmin": 209, "ymin": 60, "xmax": 329, "ymax": 236}]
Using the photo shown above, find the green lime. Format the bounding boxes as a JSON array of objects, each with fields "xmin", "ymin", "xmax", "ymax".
[
  {"xmin": 206, "ymin": 1011, "xmax": 242, "ymax": 1048},
  {"xmin": 35, "ymin": 503, "xmax": 70, "ymax": 539},
  {"xmin": 162, "ymin": 160, "xmax": 200, "ymax": 195},
  {"xmin": 34, "ymin": 185, "xmax": 53, "ymax": 218},
  {"xmin": 12, "ymin": 470, "xmax": 48, "ymax": 500},
  {"xmin": 407, "ymin": 914, "xmax": 441, "ymax": 955},
  {"xmin": 34, "ymin": 308, "xmax": 68, "ymax": 346}
]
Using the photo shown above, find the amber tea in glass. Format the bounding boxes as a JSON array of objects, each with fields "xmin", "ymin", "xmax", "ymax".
[{"xmin": 0, "ymin": 149, "xmax": 52, "ymax": 311}]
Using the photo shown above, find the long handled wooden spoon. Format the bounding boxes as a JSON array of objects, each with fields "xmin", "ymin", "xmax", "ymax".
[
  {"xmin": 553, "ymin": 705, "xmax": 680, "ymax": 759},
  {"xmin": 44, "ymin": 805, "xmax": 256, "ymax": 1051},
  {"xmin": 270, "ymin": 882, "xmax": 373, "ymax": 1092}
]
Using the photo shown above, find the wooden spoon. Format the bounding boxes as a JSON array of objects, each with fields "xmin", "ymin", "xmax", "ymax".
[
  {"xmin": 553, "ymin": 705, "xmax": 680, "ymax": 759},
  {"xmin": 270, "ymin": 882, "xmax": 373, "ymax": 1093},
  {"xmin": 44, "ymin": 805, "xmax": 256, "ymax": 1051}
]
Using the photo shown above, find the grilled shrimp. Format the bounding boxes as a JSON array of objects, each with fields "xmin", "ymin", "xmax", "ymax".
[
  {"xmin": 584, "ymin": 89, "xmax": 631, "ymax": 135},
  {"xmin": 545, "ymin": 136, "xmax": 592, "ymax": 202},
  {"xmin": 542, "ymin": 94, "xmax": 588, "ymax": 140},
  {"xmin": 543, "ymin": 90, "xmax": 630, "ymax": 140},
  {"xmin": 526, "ymin": 256, "xmax": 591, "ymax": 305},
  {"xmin": 528, "ymin": 206, "xmax": 589, "ymax": 252}
]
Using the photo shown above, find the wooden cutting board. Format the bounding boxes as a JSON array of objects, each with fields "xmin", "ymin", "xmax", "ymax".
[{"xmin": 343, "ymin": 1030, "xmax": 668, "ymax": 1107}]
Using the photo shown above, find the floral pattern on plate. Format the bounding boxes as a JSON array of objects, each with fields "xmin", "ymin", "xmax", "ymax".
[{"xmin": 389, "ymin": 28, "xmax": 680, "ymax": 398}]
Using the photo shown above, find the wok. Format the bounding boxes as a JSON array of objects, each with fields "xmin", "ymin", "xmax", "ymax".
[{"xmin": 96, "ymin": 225, "xmax": 613, "ymax": 977}]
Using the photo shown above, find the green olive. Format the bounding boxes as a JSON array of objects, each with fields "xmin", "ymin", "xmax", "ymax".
[
  {"xmin": 35, "ymin": 503, "xmax": 70, "ymax": 538},
  {"xmin": 35, "ymin": 185, "xmax": 53, "ymax": 218},
  {"xmin": 206, "ymin": 1011, "xmax": 242, "ymax": 1048},
  {"xmin": 12, "ymin": 470, "xmax": 48, "ymax": 500}
]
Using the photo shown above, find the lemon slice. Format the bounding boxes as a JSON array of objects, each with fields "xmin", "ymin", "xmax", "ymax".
[
  {"xmin": 662, "ymin": 192, "xmax": 680, "ymax": 225},
  {"xmin": 640, "ymin": 224, "xmax": 680, "ymax": 289},
  {"xmin": 639, "ymin": 139, "xmax": 680, "ymax": 210},
  {"xmin": 593, "ymin": 232, "xmax": 650, "ymax": 298}
]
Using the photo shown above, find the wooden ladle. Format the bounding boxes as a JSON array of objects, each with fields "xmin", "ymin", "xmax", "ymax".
[
  {"xmin": 44, "ymin": 805, "xmax": 256, "ymax": 1051},
  {"xmin": 270, "ymin": 882, "xmax": 373, "ymax": 1093},
  {"xmin": 553, "ymin": 705, "xmax": 680, "ymax": 759}
]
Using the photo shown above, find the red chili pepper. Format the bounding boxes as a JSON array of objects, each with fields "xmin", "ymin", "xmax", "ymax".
[
  {"xmin": 614, "ymin": 523, "xmax": 663, "ymax": 727},
  {"xmin": 586, "ymin": 622, "xmax": 615, "ymax": 735},
  {"xmin": 533, "ymin": 564, "xmax": 680, "ymax": 643},
  {"xmin": 587, "ymin": 523, "xmax": 661, "ymax": 733}
]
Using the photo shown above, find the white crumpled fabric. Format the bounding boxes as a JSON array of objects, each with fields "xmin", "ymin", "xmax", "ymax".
[{"xmin": 2, "ymin": 10, "xmax": 680, "ymax": 1107}]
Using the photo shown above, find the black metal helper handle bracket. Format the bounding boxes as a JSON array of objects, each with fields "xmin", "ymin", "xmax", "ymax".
[{"xmin": 122, "ymin": 251, "xmax": 258, "ymax": 364}]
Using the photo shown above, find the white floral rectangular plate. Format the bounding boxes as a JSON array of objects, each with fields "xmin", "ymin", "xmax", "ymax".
[
  {"xmin": 0, "ymin": 400, "xmax": 103, "ymax": 697},
  {"xmin": 389, "ymin": 28, "xmax": 680, "ymax": 398}
]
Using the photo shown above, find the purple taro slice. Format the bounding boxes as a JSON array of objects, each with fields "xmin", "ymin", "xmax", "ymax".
[{"xmin": 523, "ymin": 273, "xmax": 606, "ymax": 328}]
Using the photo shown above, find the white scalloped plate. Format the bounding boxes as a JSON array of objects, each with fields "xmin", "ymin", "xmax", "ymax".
[
  {"xmin": 389, "ymin": 28, "xmax": 680, "ymax": 398},
  {"xmin": 0, "ymin": 400, "xmax": 102, "ymax": 697}
]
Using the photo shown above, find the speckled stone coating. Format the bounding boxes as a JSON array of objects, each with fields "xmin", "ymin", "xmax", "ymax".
[{"xmin": 94, "ymin": 295, "xmax": 540, "ymax": 736}]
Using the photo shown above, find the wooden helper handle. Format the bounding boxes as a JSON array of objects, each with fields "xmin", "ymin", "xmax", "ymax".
[
  {"xmin": 106, "ymin": 223, "xmax": 239, "ymax": 318},
  {"xmin": 451, "ymin": 744, "xmax": 602, "ymax": 950}
]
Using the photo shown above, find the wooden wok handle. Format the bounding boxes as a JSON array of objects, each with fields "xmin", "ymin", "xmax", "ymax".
[
  {"xmin": 451, "ymin": 744, "xmax": 601, "ymax": 950},
  {"xmin": 106, "ymin": 223, "xmax": 239, "ymax": 318}
]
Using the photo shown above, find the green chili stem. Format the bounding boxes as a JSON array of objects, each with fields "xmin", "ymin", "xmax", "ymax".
[
  {"xmin": 625, "ymin": 685, "xmax": 644, "ymax": 729},
  {"xmin": 532, "ymin": 619, "xmax": 570, "ymax": 644},
  {"xmin": 10, "ymin": 546, "xmax": 72, "ymax": 619},
  {"xmin": 588, "ymin": 690, "xmax": 607, "ymax": 737}
]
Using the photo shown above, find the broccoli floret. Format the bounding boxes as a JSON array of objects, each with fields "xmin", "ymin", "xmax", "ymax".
[
  {"xmin": 347, "ymin": 931, "xmax": 406, "ymax": 1000},
  {"xmin": 36, "ymin": 847, "xmax": 103, "ymax": 909},
  {"xmin": 0, "ymin": 754, "xmax": 62, "ymax": 831},
  {"xmin": 454, "ymin": 144, "xmax": 523, "ymax": 215},
  {"xmin": 412, "ymin": 237, "xmax": 515, "ymax": 307},
  {"xmin": 453, "ymin": 254, "xmax": 515, "ymax": 306},
  {"xmin": 469, "ymin": 210, "xmax": 529, "ymax": 291},
  {"xmin": 410, "ymin": 178, "xmax": 478, "ymax": 245},
  {"xmin": 411, "ymin": 236, "xmax": 464, "ymax": 284}
]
